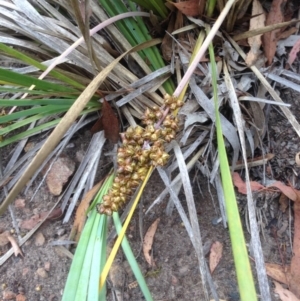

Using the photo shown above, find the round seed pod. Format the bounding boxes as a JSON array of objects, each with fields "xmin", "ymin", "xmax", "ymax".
[
  {"xmin": 111, "ymin": 202, "xmax": 119, "ymax": 212},
  {"xmin": 125, "ymin": 146, "xmax": 135, "ymax": 156},
  {"xmin": 124, "ymin": 164, "xmax": 133, "ymax": 173},
  {"xmin": 125, "ymin": 126, "xmax": 135, "ymax": 138},
  {"xmin": 131, "ymin": 172, "xmax": 140, "ymax": 180},
  {"xmin": 169, "ymin": 102, "xmax": 178, "ymax": 111},
  {"xmin": 133, "ymin": 126, "xmax": 144, "ymax": 140},
  {"xmin": 164, "ymin": 94, "xmax": 174, "ymax": 105},
  {"xmin": 149, "ymin": 152, "xmax": 157, "ymax": 160},
  {"xmin": 105, "ymin": 208, "xmax": 112, "ymax": 216},
  {"xmin": 137, "ymin": 167, "xmax": 147, "ymax": 176},
  {"xmin": 117, "ymin": 157, "xmax": 125, "ymax": 165},
  {"xmin": 146, "ymin": 125, "xmax": 155, "ymax": 133},
  {"xmin": 96, "ymin": 204, "xmax": 106, "ymax": 214},
  {"xmin": 176, "ymin": 100, "xmax": 184, "ymax": 107},
  {"xmin": 112, "ymin": 182, "xmax": 120, "ymax": 190}
]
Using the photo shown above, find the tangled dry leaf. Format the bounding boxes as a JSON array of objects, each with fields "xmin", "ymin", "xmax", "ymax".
[{"xmin": 143, "ymin": 218, "xmax": 160, "ymax": 266}]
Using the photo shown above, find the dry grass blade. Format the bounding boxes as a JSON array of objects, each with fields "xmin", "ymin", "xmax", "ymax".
[
  {"xmin": 227, "ymin": 34, "xmax": 300, "ymax": 139},
  {"xmin": 146, "ymin": 147, "xmax": 205, "ymax": 214},
  {"xmin": 63, "ymin": 131, "xmax": 106, "ymax": 223},
  {"xmin": 172, "ymin": 141, "xmax": 209, "ymax": 301},
  {"xmin": 233, "ymin": 19, "xmax": 300, "ymax": 41}
]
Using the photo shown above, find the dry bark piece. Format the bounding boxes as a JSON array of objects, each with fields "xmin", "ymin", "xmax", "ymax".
[
  {"xmin": 143, "ymin": 218, "xmax": 160, "ymax": 266},
  {"xmin": 45, "ymin": 156, "xmax": 75, "ymax": 196}
]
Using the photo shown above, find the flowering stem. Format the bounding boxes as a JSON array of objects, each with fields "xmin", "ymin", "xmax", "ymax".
[{"xmin": 173, "ymin": 0, "xmax": 237, "ymax": 98}]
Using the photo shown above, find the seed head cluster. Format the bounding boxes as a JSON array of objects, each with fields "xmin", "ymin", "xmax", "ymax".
[{"xmin": 97, "ymin": 94, "xmax": 183, "ymax": 215}]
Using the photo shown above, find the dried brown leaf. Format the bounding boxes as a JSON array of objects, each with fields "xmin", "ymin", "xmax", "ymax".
[
  {"xmin": 266, "ymin": 263, "xmax": 290, "ymax": 284},
  {"xmin": 143, "ymin": 218, "xmax": 160, "ymax": 266},
  {"xmin": 246, "ymin": 0, "xmax": 265, "ymax": 66},
  {"xmin": 168, "ymin": 0, "xmax": 200, "ymax": 17},
  {"xmin": 91, "ymin": 99, "xmax": 119, "ymax": 143},
  {"xmin": 209, "ymin": 241, "xmax": 223, "ymax": 273},
  {"xmin": 6, "ymin": 233, "xmax": 23, "ymax": 257},
  {"xmin": 232, "ymin": 172, "xmax": 265, "ymax": 194},
  {"xmin": 274, "ymin": 281, "xmax": 300, "ymax": 301},
  {"xmin": 263, "ymin": 0, "xmax": 286, "ymax": 65},
  {"xmin": 19, "ymin": 208, "xmax": 62, "ymax": 230},
  {"xmin": 70, "ymin": 179, "xmax": 104, "ymax": 242},
  {"xmin": 290, "ymin": 201, "xmax": 300, "ymax": 298},
  {"xmin": 287, "ymin": 38, "xmax": 300, "ymax": 68},
  {"xmin": 0, "ymin": 231, "xmax": 10, "ymax": 246},
  {"xmin": 279, "ymin": 193, "xmax": 289, "ymax": 212}
]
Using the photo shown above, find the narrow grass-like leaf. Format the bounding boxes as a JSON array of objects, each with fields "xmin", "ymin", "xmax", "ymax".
[
  {"xmin": 0, "ymin": 68, "xmax": 77, "ymax": 93},
  {"xmin": 223, "ymin": 62, "xmax": 271, "ymax": 300},
  {"xmin": 209, "ymin": 42, "xmax": 257, "ymax": 301},
  {"xmin": 113, "ymin": 212, "xmax": 153, "ymax": 301},
  {"xmin": 0, "ymin": 106, "xmax": 69, "ymax": 124},
  {"xmin": 0, "ymin": 107, "xmax": 97, "ymax": 147},
  {"xmin": 0, "ymin": 99, "xmax": 99, "ymax": 106},
  {"xmin": 62, "ymin": 175, "xmax": 113, "ymax": 301},
  {"xmin": 99, "ymin": 0, "xmax": 174, "ymax": 94},
  {"xmin": 131, "ymin": 0, "xmax": 168, "ymax": 18},
  {"xmin": 0, "ymin": 42, "xmax": 85, "ymax": 89}
]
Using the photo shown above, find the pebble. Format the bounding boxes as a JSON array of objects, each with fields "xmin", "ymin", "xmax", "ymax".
[
  {"xmin": 45, "ymin": 156, "xmax": 75, "ymax": 196},
  {"xmin": 36, "ymin": 268, "xmax": 48, "ymax": 279},
  {"xmin": 56, "ymin": 228, "xmax": 65, "ymax": 236},
  {"xmin": 3, "ymin": 290, "xmax": 16, "ymax": 300},
  {"xmin": 44, "ymin": 262, "xmax": 51, "ymax": 271},
  {"xmin": 34, "ymin": 232, "xmax": 45, "ymax": 246},
  {"xmin": 16, "ymin": 294, "xmax": 26, "ymax": 301}
]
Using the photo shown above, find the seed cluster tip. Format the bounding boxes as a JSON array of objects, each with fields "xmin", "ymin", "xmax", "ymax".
[{"xmin": 97, "ymin": 94, "xmax": 183, "ymax": 215}]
